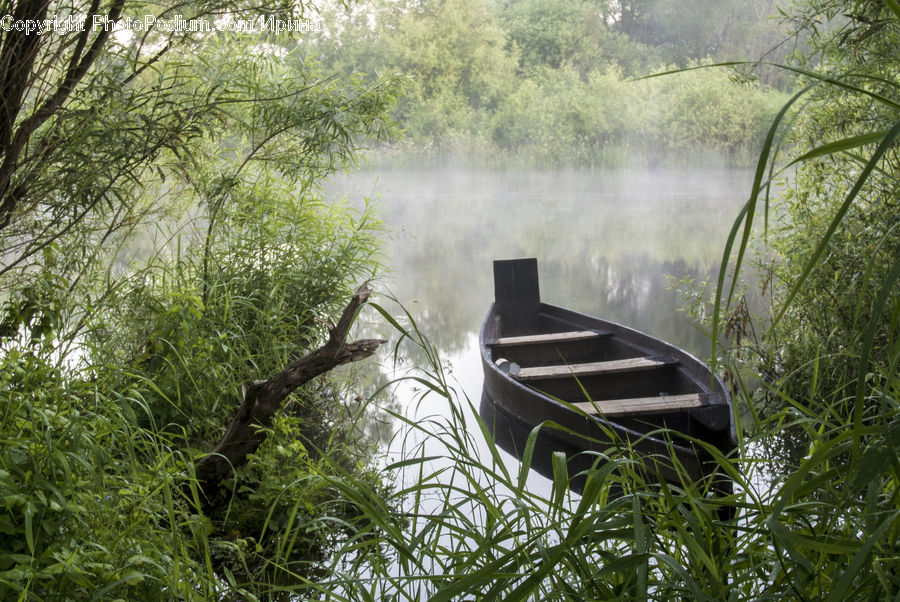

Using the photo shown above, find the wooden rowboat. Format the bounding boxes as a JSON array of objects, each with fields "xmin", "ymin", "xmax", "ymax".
[{"xmin": 479, "ymin": 258, "xmax": 736, "ymax": 487}]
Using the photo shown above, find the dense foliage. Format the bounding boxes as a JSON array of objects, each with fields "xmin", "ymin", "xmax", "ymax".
[
  {"xmin": 0, "ymin": 1, "xmax": 400, "ymax": 598},
  {"xmin": 759, "ymin": 1, "xmax": 900, "ymax": 417},
  {"xmin": 312, "ymin": 0, "xmax": 790, "ymax": 166},
  {"xmin": 306, "ymin": 1, "xmax": 898, "ymax": 600},
  {"xmin": 1, "ymin": 0, "xmax": 897, "ymax": 599}
]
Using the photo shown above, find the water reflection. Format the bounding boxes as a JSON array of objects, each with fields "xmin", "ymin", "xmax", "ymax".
[
  {"xmin": 327, "ymin": 166, "xmax": 751, "ymax": 487},
  {"xmin": 329, "ymin": 166, "xmax": 751, "ymax": 357}
]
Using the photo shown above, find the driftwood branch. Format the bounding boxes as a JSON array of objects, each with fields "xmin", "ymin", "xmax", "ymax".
[{"xmin": 193, "ymin": 285, "xmax": 384, "ymax": 502}]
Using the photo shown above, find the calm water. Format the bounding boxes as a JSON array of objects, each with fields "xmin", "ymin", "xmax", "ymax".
[{"xmin": 327, "ymin": 166, "xmax": 754, "ymax": 488}]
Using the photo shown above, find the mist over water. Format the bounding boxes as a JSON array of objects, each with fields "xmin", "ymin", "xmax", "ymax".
[
  {"xmin": 329, "ymin": 166, "xmax": 753, "ymax": 358},
  {"xmin": 327, "ymin": 165, "xmax": 753, "ymax": 490}
]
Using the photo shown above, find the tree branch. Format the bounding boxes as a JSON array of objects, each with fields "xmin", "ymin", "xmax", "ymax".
[
  {"xmin": 193, "ymin": 285, "xmax": 384, "ymax": 503},
  {"xmin": 0, "ymin": 0, "xmax": 126, "ymax": 231}
]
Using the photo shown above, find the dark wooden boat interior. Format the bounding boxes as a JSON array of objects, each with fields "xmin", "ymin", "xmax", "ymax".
[
  {"xmin": 479, "ymin": 258, "xmax": 736, "ymax": 490},
  {"xmin": 485, "ymin": 304, "xmax": 730, "ymax": 446}
]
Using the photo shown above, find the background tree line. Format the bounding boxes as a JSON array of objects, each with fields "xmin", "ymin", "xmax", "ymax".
[{"xmin": 311, "ymin": 0, "xmax": 793, "ymax": 166}]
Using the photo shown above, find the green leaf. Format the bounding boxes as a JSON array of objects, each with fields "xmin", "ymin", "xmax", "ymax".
[
  {"xmin": 772, "ymin": 120, "xmax": 900, "ymax": 329},
  {"xmin": 551, "ymin": 450, "xmax": 568, "ymax": 507},
  {"xmin": 787, "ymin": 130, "xmax": 892, "ymax": 166},
  {"xmin": 24, "ymin": 502, "xmax": 34, "ymax": 554},
  {"xmin": 826, "ymin": 516, "xmax": 897, "ymax": 602},
  {"xmin": 853, "ymin": 252, "xmax": 900, "ymax": 438},
  {"xmin": 883, "ymin": 0, "xmax": 900, "ymax": 20}
]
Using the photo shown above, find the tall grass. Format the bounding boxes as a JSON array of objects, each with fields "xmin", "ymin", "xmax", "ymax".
[
  {"xmin": 306, "ymin": 27, "xmax": 900, "ymax": 597},
  {"xmin": 4, "ymin": 283, "xmax": 893, "ymax": 599},
  {"xmin": 317, "ymin": 28, "xmax": 900, "ymax": 583},
  {"xmin": 279, "ymin": 300, "xmax": 896, "ymax": 600}
]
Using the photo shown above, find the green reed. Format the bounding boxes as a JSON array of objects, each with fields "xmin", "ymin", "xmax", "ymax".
[{"xmin": 286, "ymin": 293, "xmax": 897, "ymax": 601}]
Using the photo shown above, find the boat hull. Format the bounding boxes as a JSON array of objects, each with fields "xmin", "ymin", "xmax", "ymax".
[{"xmin": 479, "ymin": 259, "xmax": 736, "ymax": 487}]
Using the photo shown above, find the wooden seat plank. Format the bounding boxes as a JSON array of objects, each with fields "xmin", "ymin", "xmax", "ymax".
[
  {"xmin": 516, "ymin": 356, "xmax": 676, "ymax": 381},
  {"xmin": 573, "ymin": 393, "xmax": 708, "ymax": 417},
  {"xmin": 488, "ymin": 330, "xmax": 610, "ymax": 347}
]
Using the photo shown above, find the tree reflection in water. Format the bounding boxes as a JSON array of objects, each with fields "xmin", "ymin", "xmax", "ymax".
[{"xmin": 327, "ymin": 166, "xmax": 752, "ymax": 478}]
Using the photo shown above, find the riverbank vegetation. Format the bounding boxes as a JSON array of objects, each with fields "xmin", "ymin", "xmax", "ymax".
[
  {"xmin": 1, "ymin": 0, "xmax": 897, "ymax": 599},
  {"xmin": 0, "ymin": 2, "xmax": 401, "ymax": 598},
  {"xmin": 310, "ymin": 0, "xmax": 898, "ymax": 599},
  {"xmin": 311, "ymin": 0, "xmax": 792, "ymax": 167}
]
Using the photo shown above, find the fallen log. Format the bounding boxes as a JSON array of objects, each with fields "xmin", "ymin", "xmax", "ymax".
[{"xmin": 193, "ymin": 285, "xmax": 385, "ymax": 502}]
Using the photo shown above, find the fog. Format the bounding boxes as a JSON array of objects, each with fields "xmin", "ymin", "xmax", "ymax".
[
  {"xmin": 327, "ymin": 165, "xmax": 754, "ymax": 488},
  {"xmin": 328, "ymin": 165, "xmax": 753, "ymax": 359}
]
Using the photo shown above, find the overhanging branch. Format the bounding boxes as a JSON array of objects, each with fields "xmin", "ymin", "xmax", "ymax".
[{"xmin": 193, "ymin": 285, "xmax": 384, "ymax": 502}]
